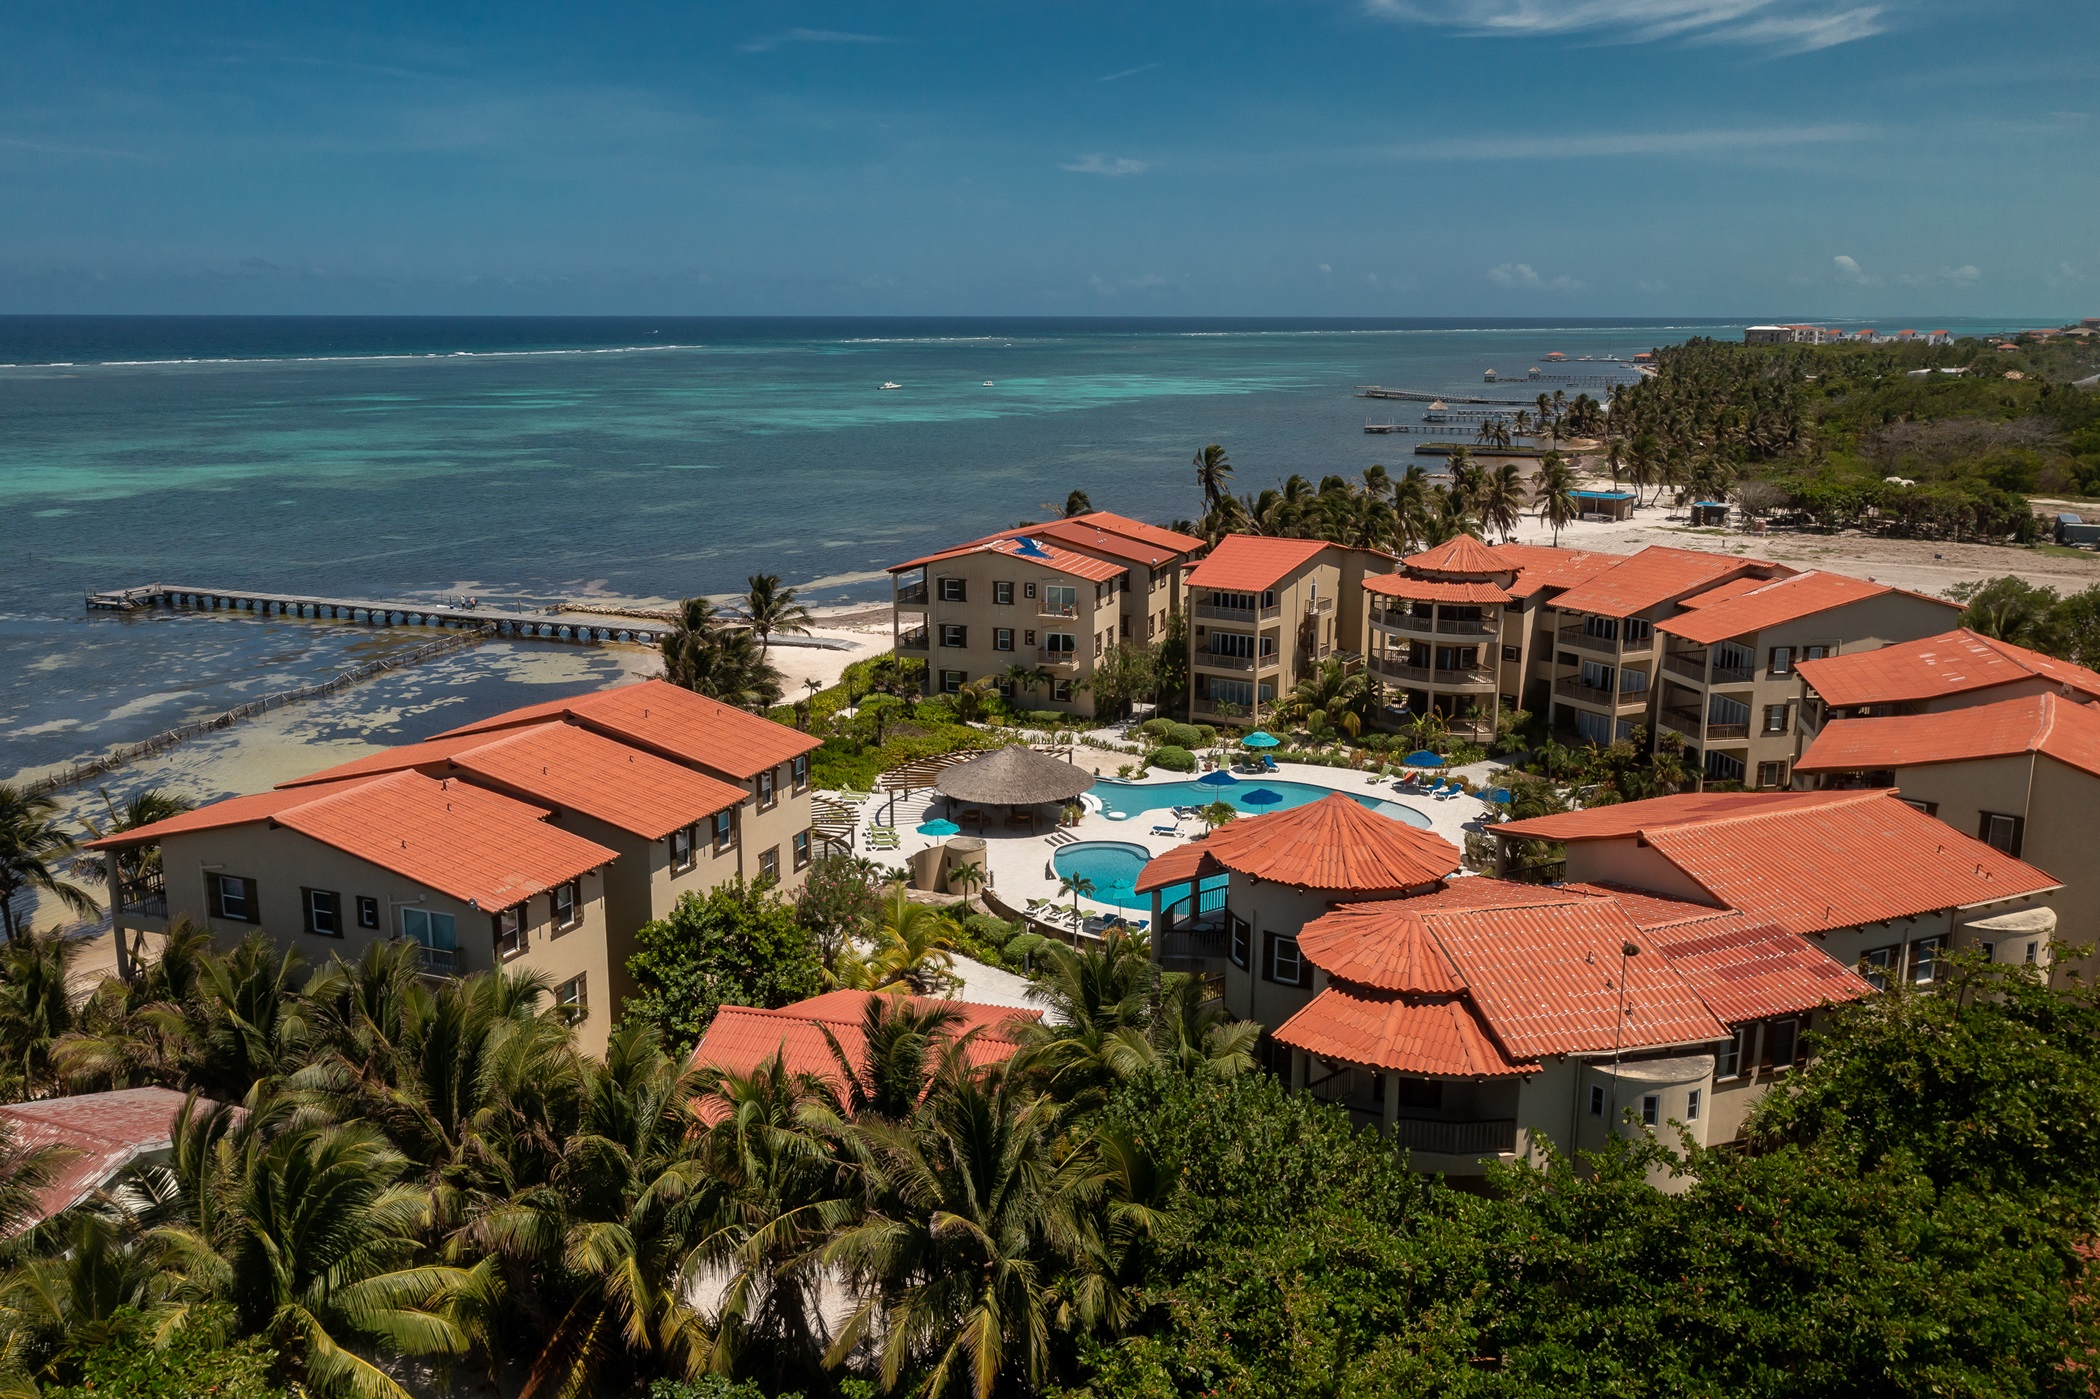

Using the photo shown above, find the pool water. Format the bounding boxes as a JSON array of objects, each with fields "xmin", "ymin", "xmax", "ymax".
[
  {"xmin": 1090, "ymin": 776, "xmax": 1432, "ymax": 828},
  {"xmin": 1050, "ymin": 841, "xmax": 1231, "ymax": 913}
]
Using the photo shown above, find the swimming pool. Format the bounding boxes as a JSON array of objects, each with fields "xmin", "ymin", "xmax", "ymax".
[
  {"xmin": 1090, "ymin": 776, "xmax": 1432, "ymax": 828},
  {"xmin": 1051, "ymin": 841, "xmax": 1232, "ymax": 913}
]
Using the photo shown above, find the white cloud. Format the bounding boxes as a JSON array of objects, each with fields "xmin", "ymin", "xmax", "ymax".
[
  {"xmin": 1940, "ymin": 263, "xmax": 1981, "ymax": 285},
  {"xmin": 1488, "ymin": 262, "xmax": 1582, "ymax": 291},
  {"xmin": 1097, "ymin": 62, "xmax": 1162, "ymax": 82},
  {"xmin": 737, "ymin": 28, "xmax": 892, "ymax": 54},
  {"xmin": 1833, "ymin": 254, "xmax": 1873, "ymax": 284},
  {"xmin": 1362, "ymin": 123, "xmax": 1872, "ymax": 162},
  {"xmin": 1364, "ymin": 0, "xmax": 1891, "ymax": 53},
  {"xmin": 1318, "ymin": 263, "xmax": 1333, "ymax": 273},
  {"xmin": 1061, "ymin": 153, "xmax": 1150, "ymax": 176},
  {"xmin": 1638, "ymin": 278, "xmax": 1670, "ymax": 294}
]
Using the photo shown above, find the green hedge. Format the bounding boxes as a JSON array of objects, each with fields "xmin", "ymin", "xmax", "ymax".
[{"xmin": 1149, "ymin": 745, "xmax": 1196, "ymax": 772}]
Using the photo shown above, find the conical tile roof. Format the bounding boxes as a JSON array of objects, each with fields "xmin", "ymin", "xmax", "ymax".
[
  {"xmin": 1297, "ymin": 902, "xmax": 1463, "ymax": 993},
  {"xmin": 1403, "ymin": 533, "xmax": 1507, "ymax": 578},
  {"xmin": 1195, "ymin": 792, "xmax": 1459, "ymax": 892}
]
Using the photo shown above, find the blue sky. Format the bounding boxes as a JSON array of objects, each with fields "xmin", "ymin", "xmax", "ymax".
[{"xmin": 0, "ymin": 1, "xmax": 2092, "ymax": 318}]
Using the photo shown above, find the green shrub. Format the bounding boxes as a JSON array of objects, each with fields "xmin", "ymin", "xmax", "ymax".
[
  {"xmin": 1020, "ymin": 709, "xmax": 1068, "ymax": 728},
  {"xmin": 1162, "ymin": 721, "xmax": 1205, "ymax": 749},
  {"xmin": 650, "ymin": 1378, "xmax": 799, "ymax": 1399},
  {"xmin": 42, "ymin": 1309, "xmax": 286, "ymax": 1399},
  {"xmin": 1138, "ymin": 717, "xmax": 1174, "ymax": 739},
  {"xmin": 1194, "ymin": 724, "xmax": 1219, "ymax": 745},
  {"xmin": 914, "ymin": 697, "xmax": 959, "ymax": 723},
  {"xmin": 1150, "ymin": 745, "xmax": 1196, "ymax": 772},
  {"xmin": 623, "ymin": 879, "xmax": 823, "ymax": 1053}
]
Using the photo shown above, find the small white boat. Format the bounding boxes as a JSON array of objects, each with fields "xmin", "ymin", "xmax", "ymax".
[
  {"xmin": 982, "ymin": 380, "xmax": 995, "ymax": 387},
  {"xmin": 879, "ymin": 381, "xmax": 902, "ymax": 391}
]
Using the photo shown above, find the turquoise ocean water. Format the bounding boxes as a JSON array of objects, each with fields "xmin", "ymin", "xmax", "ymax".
[{"xmin": 1, "ymin": 316, "xmax": 1766, "ymax": 784}]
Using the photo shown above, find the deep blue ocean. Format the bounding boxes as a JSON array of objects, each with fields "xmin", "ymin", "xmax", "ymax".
[{"xmin": 0, "ymin": 314, "xmax": 1951, "ymax": 786}]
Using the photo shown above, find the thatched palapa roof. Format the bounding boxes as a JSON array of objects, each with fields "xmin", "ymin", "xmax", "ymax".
[{"xmin": 934, "ymin": 746, "xmax": 1095, "ymax": 806}]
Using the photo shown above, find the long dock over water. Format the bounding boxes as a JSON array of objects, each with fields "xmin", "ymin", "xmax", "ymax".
[{"xmin": 85, "ymin": 584, "xmax": 673, "ymax": 645}]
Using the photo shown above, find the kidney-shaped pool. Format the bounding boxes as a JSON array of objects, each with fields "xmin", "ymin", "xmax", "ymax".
[{"xmin": 1090, "ymin": 776, "xmax": 1431, "ymax": 826}]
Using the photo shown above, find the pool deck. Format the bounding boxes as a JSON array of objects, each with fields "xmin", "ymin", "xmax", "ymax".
[{"xmin": 837, "ymin": 757, "xmax": 1493, "ymax": 926}]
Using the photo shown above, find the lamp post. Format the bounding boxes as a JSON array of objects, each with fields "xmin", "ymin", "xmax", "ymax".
[{"xmin": 1605, "ymin": 938, "xmax": 1641, "ymax": 1135}]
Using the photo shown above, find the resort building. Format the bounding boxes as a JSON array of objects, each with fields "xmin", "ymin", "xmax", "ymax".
[
  {"xmin": 1795, "ymin": 628, "xmax": 2100, "ymax": 741},
  {"xmin": 1131, "ymin": 793, "xmax": 1874, "ymax": 1175},
  {"xmin": 1650, "ymin": 571, "xmax": 1963, "ymax": 787},
  {"xmin": 1795, "ymin": 692, "xmax": 2100, "ymax": 969},
  {"xmin": 1184, "ymin": 535, "xmax": 1396, "ymax": 725},
  {"xmin": 90, "ymin": 679, "xmax": 822, "ymax": 1057},
  {"xmin": 1494, "ymin": 789, "xmax": 2063, "ymax": 981},
  {"xmin": 888, "ymin": 511, "xmax": 1205, "ymax": 719}
]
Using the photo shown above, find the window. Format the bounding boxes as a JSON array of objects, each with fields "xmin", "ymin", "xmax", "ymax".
[
  {"xmin": 937, "ymin": 577, "xmax": 966, "ymax": 602},
  {"xmin": 1228, "ymin": 914, "xmax": 1250, "ymax": 969},
  {"xmin": 1043, "ymin": 584, "xmax": 1078, "ymax": 617},
  {"xmin": 1044, "ymin": 632, "xmax": 1075, "ymax": 655},
  {"xmin": 1802, "ymin": 644, "xmax": 1830, "ymax": 661},
  {"xmin": 713, "ymin": 810, "xmax": 735, "ymax": 850},
  {"xmin": 758, "ymin": 769, "xmax": 777, "ymax": 810},
  {"xmin": 1705, "ymin": 750, "xmax": 1746, "ymax": 783},
  {"xmin": 555, "ymin": 974, "xmax": 588, "ymax": 1020},
  {"xmin": 551, "ymin": 880, "xmax": 581, "ymax": 932},
  {"xmin": 940, "ymin": 669, "xmax": 966, "ymax": 693},
  {"xmin": 1768, "ymin": 646, "xmax": 1794, "ymax": 675},
  {"xmin": 209, "ymin": 873, "xmax": 258, "ymax": 923},
  {"xmin": 302, "ymin": 888, "xmax": 342, "ymax": 937},
  {"xmin": 1756, "ymin": 761, "xmax": 1788, "ymax": 789},
  {"xmin": 1979, "ymin": 940, "xmax": 1996, "ymax": 963},
  {"xmin": 356, "ymin": 896, "xmax": 380, "ymax": 930},
  {"xmin": 1640, "ymin": 1094, "xmax": 1661, "ymax": 1127},
  {"xmin": 400, "ymin": 908, "xmax": 457, "ymax": 971},
  {"xmin": 1589, "ymin": 1085, "xmax": 1606, "ymax": 1117},
  {"xmin": 1579, "ymin": 659, "xmax": 1615, "ymax": 693},
  {"xmin": 759, "ymin": 846, "xmax": 780, "ymax": 881},
  {"xmin": 493, "ymin": 906, "xmax": 526, "ymax": 958},
  {"xmin": 1708, "ymin": 693, "xmax": 1750, "ymax": 729},
  {"xmin": 794, "ymin": 829, "xmax": 812, "ymax": 870},
  {"xmin": 2027, "ymin": 941, "xmax": 2040, "ymax": 965},
  {"xmin": 1978, "ymin": 811, "xmax": 2024, "ymax": 857},
  {"xmin": 994, "ymin": 628, "xmax": 1014, "ymax": 651},
  {"xmin": 1718, "ymin": 1026, "xmax": 1750, "ymax": 1077},
  {"xmin": 1763, "ymin": 1017, "xmax": 1799, "ymax": 1068},
  {"xmin": 1024, "ymin": 582, "xmax": 1037, "ymax": 599},
  {"xmin": 993, "ymin": 580, "xmax": 1014, "ymax": 605},
  {"xmin": 1714, "ymin": 640, "xmax": 1755, "ymax": 676},
  {"xmin": 670, "ymin": 824, "xmax": 696, "ymax": 873},
  {"xmin": 1901, "ymin": 798, "xmax": 1940, "ymax": 816},
  {"xmin": 1265, "ymin": 933, "xmax": 1307, "ymax": 987},
  {"xmin": 1859, "ymin": 945, "xmax": 1896, "ymax": 992},
  {"xmin": 1052, "ymin": 679, "xmax": 1074, "ymax": 701},
  {"xmin": 1618, "ymin": 666, "xmax": 1649, "ymax": 695},
  {"xmin": 939, "ymin": 623, "xmax": 967, "ymax": 648},
  {"xmin": 1686, "ymin": 1088, "xmax": 1702, "ymax": 1121},
  {"xmin": 1762, "ymin": 703, "xmax": 1790, "ymax": 734},
  {"xmin": 792, "ymin": 754, "xmax": 809, "ymax": 791},
  {"xmin": 1909, "ymin": 937, "xmax": 1944, "ymax": 985},
  {"xmin": 1623, "ymin": 618, "xmax": 1653, "ymax": 646},
  {"xmin": 1582, "ymin": 615, "xmax": 1619, "ymax": 642},
  {"xmin": 1502, "ymin": 645, "xmax": 1520, "ymax": 662}
]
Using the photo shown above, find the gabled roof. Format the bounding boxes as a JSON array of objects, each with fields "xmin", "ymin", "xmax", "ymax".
[
  {"xmin": 1794, "ymin": 628, "xmax": 2100, "ymax": 708},
  {"xmin": 1036, "ymin": 512, "xmax": 1204, "ymax": 564},
  {"xmin": 1658, "ymin": 571, "xmax": 1956, "ymax": 646},
  {"xmin": 1184, "ymin": 535, "xmax": 1332, "ymax": 591},
  {"xmin": 446, "ymin": 723, "xmax": 748, "ymax": 838},
  {"xmin": 888, "ymin": 530, "xmax": 1125, "ymax": 583},
  {"xmin": 0, "ymin": 1088, "xmax": 196, "ymax": 1228},
  {"xmin": 1403, "ymin": 534, "xmax": 1507, "ymax": 577},
  {"xmin": 1499, "ymin": 790, "xmax": 2060, "ymax": 936},
  {"xmin": 1491, "ymin": 543, "xmax": 1617, "ymax": 601},
  {"xmin": 1364, "ymin": 575, "xmax": 1511, "ymax": 605},
  {"xmin": 1648, "ymin": 919, "xmax": 1875, "ymax": 1024},
  {"xmin": 272, "ymin": 771, "xmax": 616, "ymax": 909},
  {"xmin": 1672, "ymin": 575, "xmax": 1771, "ymax": 610},
  {"xmin": 1796, "ymin": 691, "xmax": 2100, "ymax": 780},
  {"xmin": 1134, "ymin": 793, "xmax": 1459, "ymax": 895},
  {"xmin": 277, "ymin": 734, "xmax": 495, "ymax": 788},
  {"xmin": 433, "ymin": 679, "xmax": 820, "ymax": 780},
  {"xmin": 85, "ymin": 779, "xmax": 373, "ymax": 848},
  {"xmin": 1273, "ymin": 988, "xmax": 1530, "ymax": 1079},
  {"xmin": 1547, "ymin": 546, "xmax": 1775, "ymax": 619}
]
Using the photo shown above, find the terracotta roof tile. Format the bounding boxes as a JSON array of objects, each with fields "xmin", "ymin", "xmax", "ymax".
[
  {"xmin": 1063, "ymin": 511, "xmax": 1206, "ymax": 554},
  {"xmin": 1559, "ymin": 881, "xmax": 1735, "ymax": 929},
  {"xmin": 1403, "ymin": 534, "xmax": 1508, "ymax": 577},
  {"xmin": 1500, "ymin": 790, "xmax": 2060, "ymax": 936},
  {"xmin": 274, "ymin": 771, "xmax": 615, "ymax": 909},
  {"xmin": 1490, "ymin": 543, "xmax": 1617, "ymax": 600},
  {"xmin": 1149, "ymin": 793, "xmax": 1459, "ymax": 893},
  {"xmin": 1672, "ymin": 576, "xmax": 1767, "ymax": 610},
  {"xmin": 1660, "ymin": 571, "xmax": 1956, "ymax": 645},
  {"xmin": 1296, "ymin": 902, "xmax": 1466, "ymax": 993},
  {"xmin": 276, "ymin": 735, "xmax": 495, "ymax": 788},
  {"xmin": 0, "ymin": 1088, "xmax": 196, "ymax": 1227},
  {"xmin": 1797, "ymin": 692, "xmax": 2100, "ymax": 780},
  {"xmin": 1548, "ymin": 546, "xmax": 1775, "ymax": 619},
  {"xmin": 1272, "ymin": 988, "xmax": 1530, "ymax": 1078},
  {"xmin": 888, "ymin": 531, "xmax": 1126, "ymax": 583},
  {"xmin": 447, "ymin": 723, "xmax": 748, "ymax": 839},
  {"xmin": 86, "ymin": 778, "xmax": 374, "ymax": 849},
  {"xmin": 435, "ymin": 679, "xmax": 820, "ymax": 781},
  {"xmin": 1184, "ymin": 535, "xmax": 1333, "ymax": 591},
  {"xmin": 1364, "ymin": 576, "xmax": 1511, "ymax": 604},
  {"xmin": 1794, "ymin": 628, "xmax": 2100, "ymax": 708},
  {"xmin": 1035, "ymin": 513, "xmax": 1204, "ymax": 565},
  {"xmin": 1132, "ymin": 840, "xmax": 1221, "ymax": 894},
  {"xmin": 1649, "ymin": 919, "xmax": 1875, "ymax": 1024}
]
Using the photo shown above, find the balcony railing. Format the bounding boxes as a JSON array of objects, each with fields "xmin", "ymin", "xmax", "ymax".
[
  {"xmin": 1554, "ymin": 678, "xmax": 1619, "ymax": 705},
  {"xmin": 1199, "ymin": 651, "xmax": 1278, "ymax": 672},
  {"xmin": 1705, "ymin": 721, "xmax": 1750, "ymax": 740},
  {"xmin": 1559, "ymin": 628, "xmax": 1621, "ymax": 657},
  {"xmin": 1710, "ymin": 665, "xmax": 1755, "ymax": 684},
  {"xmin": 897, "ymin": 628, "xmax": 928, "ymax": 651},
  {"xmin": 1038, "ymin": 603, "xmax": 1079, "ymax": 619},
  {"xmin": 895, "ymin": 581, "xmax": 928, "ymax": 605},
  {"xmin": 1372, "ymin": 609, "xmax": 1433, "ymax": 634},
  {"xmin": 1393, "ymin": 1115, "xmax": 1518, "ymax": 1157},
  {"xmin": 1306, "ymin": 596, "xmax": 1336, "ymax": 615},
  {"xmin": 1038, "ymin": 648, "xmax": 1080, "ymax": 668},
  {"xmin": 1659, "ymin": 708, "xmax": 1703, "ymax": 738},
  {"xmin": 1194, "ymin": 602, "xmax": 1280, "ymax": 622},
  {"xmin": 409, "ymin": 942, "xmax": 460, "ymax": 977},
  {"xmin": 1662, "ymin": 652, "xmax": 1708, "ymax": 682}
]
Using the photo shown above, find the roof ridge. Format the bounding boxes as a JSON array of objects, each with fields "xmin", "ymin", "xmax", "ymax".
[{"xmin": 1636, "ymin": 789, "xmax": 1878, "ymax": 837}]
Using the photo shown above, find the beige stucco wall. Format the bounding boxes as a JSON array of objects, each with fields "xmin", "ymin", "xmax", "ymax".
[{"xmin": 914, "ymin": 554, "xmax": 1131, "ymax": 718}]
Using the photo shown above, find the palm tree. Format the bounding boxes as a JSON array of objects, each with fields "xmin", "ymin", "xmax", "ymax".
[
  {"xmin": 0, "ymin": 932, "xmax": 84, "ymax": 1093},
  {"xmin": 1273, "ymin": 658, "xmax": 1370, "ymax": 740},
  {"xmin": 1192, "ymin": 445, "xmax": 1233, "ymax": 513},
  {"xmin": 665, "ymin": 612, "xmax": 783, "ymax": 712},
  {"xmin": 1532, "ymin": 451, "xmax": 1580, "ymax": 546},
  {"xmin": 1477, "ymin": 463, "xmax": 1526, "ymax": 541},
  {"xmin": 1056, "ymin": 872, "xmax": 1096, "ymax": 926},
  {"xmin": 832, "ymin": 887, "xmax": 958, "ymax": 995},
  {"xmin": 1063, "ymin": 490, "xmax": 1091, "ymax": 518},
  {"xmin": 0, "ymin": 785, "xmax": 95, "ymax": 943},
  {"xmin": 742, "ymin": 574, "xmax": 814, "ymax": 655},
  {"xmin": 946, "ymin": 862, "xmax": 987, "ymax": 904},
  {"xmin": 71, "ymin": 786, "xmax": 193, "ymax": 981},
  {"xmin": 1392, "ymin": 466, "xmax": 1432, "ymax": 553}
]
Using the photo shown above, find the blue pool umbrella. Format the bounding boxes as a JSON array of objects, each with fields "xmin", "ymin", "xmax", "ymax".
[
  {"xmin": 1196, "ymin": 769, "xmax": 1240, "ymax": 787},
  {"xmin": 1482, "ymin": 787, "xmax": 1512, "ymax": 804},
  {"xmin": 1402, "ymin": 749, "xmax": 1446, "ymax": 769},
  {"xmin": 1240, "ymin": 731, "xmax": 1281, "ymax": 749},
  {"xmin": 1242, "ymin": 787, "xmax": 1286, "ymax": 807},
  {"xmin": 916, "ymin": 819, "xmax": 961, "ymax": 837}
]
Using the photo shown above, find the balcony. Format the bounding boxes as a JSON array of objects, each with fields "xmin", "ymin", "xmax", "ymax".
[
  {"xmin": 1554, "ymin": 677, "xmax": 1619, "ymax": 706},
  {"xmin": 1190, "ymin": 700, "xmax": 1254, "ymax": 722},
  {"xmin": 1710, "ymin": 664, "xmax": 1755, "ymax": 685},
  {"xmin": 897, "ymin": 628, "xmax": 928, "ymax": 651},
  {"xmin": 1037, "ymin": 603, "xmax": 1080, "ymax": 619},
  {"xmin": 1374, "ymin": 655, "xmax": 1495, "ymax": 690},
  {"xmin": 895, "ymin": 581, "xmax": 928, "ymax": 606},
  {"xmin": 408, "ymin": 942, "xmax": 460, "ymax": 978},
  {"xmin": 1198, "ymin": 650, "xmax": 1277, "ymax": 673},
  {"xmin": 1372, "ymin": 609, "xmax": 1435, "ymax": 634},
  {"xmin": 1659, "ymin": 708, "xmax": 1703, "ymax": 739},
  {"xmin": 1306, "ymin": 596, "xmax": 1336, "ymax": 615},
  {"xmin": 1038, "ymin": 648, "xmax": 1080, "ymax": 669},
  {"xmin": 1393, "ymin": 1115, "xmax": 1518, "ymax": 1157},
  {"xmin": 1195, "ymin": 601, "xmax": 1281, "ymax": 623},
  {"xmin": 1559, "ymin": 628, "xmax": 1621, "ymax": 657},
  {"xmin": 1705, "ymin": 722, "xmax": 1750, "ymax": 740},
  {"xmin": 1662, "ymin": 652, "xmax": 1708, "ymax": 683},
  {"xmin": 1434, "ymin": 617, "xmax": 1497, "ymax": 636}
]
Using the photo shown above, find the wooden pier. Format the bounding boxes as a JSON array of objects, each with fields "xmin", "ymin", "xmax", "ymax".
[{"xmin": 85, "ymin": 584, "xmax": 673, "ymax": 646}]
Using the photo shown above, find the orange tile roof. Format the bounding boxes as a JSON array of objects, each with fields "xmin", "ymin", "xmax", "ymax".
[
  {"xmin": 1559, "ymin": 881, "xmax": 1734, "ymax": 929},
  {"xmin": 1547, "ymin": 546, "xmax": 1774, "ymax": 619},
  {"xmin": 1660, "ymin": 571, "xmax": 1956, "ymax": 645},
  {"xmin": 434, "ymin": 679, "xmax": 819, "ymax": 780},
  {"xmin": 274, "ymin": 771, "xmax": 616, "ymax": 909},
  {"xmin": 0, "ymin": 1088, "xmax": 197, "ymax": 1227},
  {"xmin": 1067, "ymin": 511, "xmax": 1206, "ymax": 554},
  {"xmin": 1184, "ymin": 535, "xmax": 1331, "ymax": 591},
  {"xmin": 277, "ymin": 734, "xmax": 503, "ymax": 788},
  {"xmin": 1131, "ymin": 839, "xmax": 1219, "ymax": 894},
  {"xmin": 1648, "ymin": 919, "xmax": 1875, "ymax": 1024},
  {"xmin": 1295, "ymin": 901, "xmax": 1467, "ymax": 993},
  {"xmin": 1403, "ymin": 534, "xmax": 1507, "ymax": 577},
  {"xmin": 1364, "ymin": 575, "xmax": 1511, "ymax": 605},
  {"xmin": 888, "ymin": 530, "xmax": 1126, "ymax": 583},
  {"xmin": 1273, "ymin": 988, "xmax": 1530, "ymax": 1078},
  {"xmin": 1492, "ymin": 543, "xmax": 1618, "ymax": 600},
  {"xmin": 1794, "ymin": 628, "xmax": 2100, "ymax": 708},
  {"xmin": 1671, "ymin": 575, "xmax": 1768, "ymax": 610},
  {"xmin": 1135, "ymin": 793, "xmax": 1459, "ymax": 894},
  {"xmin": 1036, "ymin": 512, "xmax": 1204, "ymax": 564},
  {"xmin": 688, "ymin": 990, "xmax": 1040, "ymax": 1116},
  {"xmin": 85, "ymin": 778, "xmax": 375, "ymax": 849},
  {"xmin": 1500, "ymin": 790, "xmax": 2060, "ymax": 936},
  {"xmin": 1797, "ymin": 692, "xmax": 2100, "ymax": 780},
  {"xmin": 447, "ymin": 722, "xmax": 748, "ymax": 838}
]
